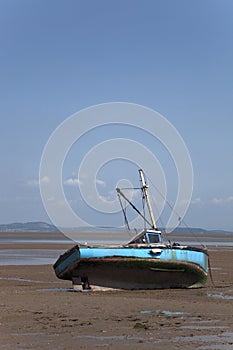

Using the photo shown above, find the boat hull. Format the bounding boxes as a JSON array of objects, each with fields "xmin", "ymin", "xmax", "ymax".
[{"xmin": 53, "ymin": 245, "xmax": 208, "ymax": 289}]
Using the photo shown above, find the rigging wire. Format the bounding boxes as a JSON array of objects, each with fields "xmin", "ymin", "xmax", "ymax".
[
  {"xmin": 142, "ymin": 193, "xmax": 146, "ymax": 230},
  {"xmin": 149, "ymin": 193, "xmax": 168, "ymax": 241},
  {"xmin": 116, "ymin": 187, "xmax": 152, "ymax": 228},
  {"xmin": 117, "ymin": 192, "xmax": 130, "ymax": 231},
  {"xmin": 146, "ymin": 175, "xmax": 205, "ymax": 247},
  {"xmin": 118, "ymin": 187, "xmax": 141, "ymax": 190}
]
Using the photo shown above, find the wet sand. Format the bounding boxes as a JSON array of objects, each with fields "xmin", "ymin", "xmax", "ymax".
[{"xmin": 0, "ymin": 234, "xmax": 233, "ymax": 349}]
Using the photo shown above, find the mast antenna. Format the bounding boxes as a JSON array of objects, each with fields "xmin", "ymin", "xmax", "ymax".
[{"xmin": 138, "ymin": 169, "xmax": 157, "ymax": 230}]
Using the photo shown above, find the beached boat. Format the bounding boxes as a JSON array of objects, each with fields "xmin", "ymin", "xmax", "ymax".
[{"xmin": 53, "ymin": 169, "xmax": 208, "ymax": 290}]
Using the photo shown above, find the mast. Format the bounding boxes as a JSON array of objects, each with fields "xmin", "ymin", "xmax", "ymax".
[{"xmin": 139, "ymin": 169, "xmax": 157, "ymax": 230}]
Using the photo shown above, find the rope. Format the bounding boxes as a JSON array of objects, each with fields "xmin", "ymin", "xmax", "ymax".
[{"xmin": 207, "ymin": 252, "xmax": 215, "ymax": 287}]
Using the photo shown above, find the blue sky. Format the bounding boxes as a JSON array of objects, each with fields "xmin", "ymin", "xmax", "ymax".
[{"xmin": 0, "ymin": 0, "xmax": 232, "ymax": 230}]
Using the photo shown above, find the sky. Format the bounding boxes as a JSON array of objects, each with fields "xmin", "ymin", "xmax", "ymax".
[{"xmin": 0, "ymin": 0, "xmax": 232, "ymax": 231}]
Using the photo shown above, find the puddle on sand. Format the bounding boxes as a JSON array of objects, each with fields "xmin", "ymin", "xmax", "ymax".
[
  {"xmin": 0, "ymin": 249, "xmax": 64, "ymax": 265},
  {"xmin": 197, "ymin": 319, "xmax": 220, "ymax": 324},
  {"xmin": 198, "ymin": 344, "xmax": 233, "ymax": 350},
  {"xmin": 172, "ymin": 332, "xmax": 233, "ymax": 345},
  {"xmin": 9, "ymin": 332, "xmax": 142, "ymax": 343},
  {"xmin": 140, "ymin": 309, "xmax": 189, "ymax": 316},
  {"xmin": 39, "ymin": 287, "xmax": 81, "ymax": 292},
  {"xmin": 208, "ymin": 292, "xmax": 233, "ymax": 300},
  {"xmin": 0, "ymin": 277, "xmax": 60, "ymax": 284},
  {"xmin": 182, "ymin": 325, "xmax": 228, "ymax": 330},
  {"xmin": 39, "ymin": 285, "xmax": 117, "ymax": 292}
]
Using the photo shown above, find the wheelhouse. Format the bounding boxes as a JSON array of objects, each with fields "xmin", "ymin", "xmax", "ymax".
[{"xmin": 128, "ymin": 229, "xmax": 162, "ymax": 245}]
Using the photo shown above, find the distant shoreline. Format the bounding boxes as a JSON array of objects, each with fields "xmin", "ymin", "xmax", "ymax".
[
  {"xmin": 0, "ymin": 221, "xmax": 233, "ymax": 235},
  {"xmin": 0, "ymin": 231, "xmax": 233, "ymax": 248}
]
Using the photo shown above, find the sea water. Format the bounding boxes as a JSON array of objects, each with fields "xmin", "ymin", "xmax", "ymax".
[
  {"xmin": 0, "ymin": 232, "xmax": 232, "ymax": 265},
  {"xmin": 0, "ymin": 249, "xmax": 65, "ymax": 265}
]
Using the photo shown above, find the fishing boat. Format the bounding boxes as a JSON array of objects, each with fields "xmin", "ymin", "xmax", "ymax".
[{"xmin": 53, "ymin": 169, "xmax": 209, "ymax": 290}]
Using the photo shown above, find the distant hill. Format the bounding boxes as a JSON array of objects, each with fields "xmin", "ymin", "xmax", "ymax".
[
  {"xmin": 0, "ymin": 222, "xmax": 232, "ymax": 235},
  {"xmin": 0, "ymin": 221, "xmax": 59, "ymax": 232},
  {"xmin": 72, "ymin": 226, "xmax": 233, "ymax": 235},
  {"xmin": 164, "ymin": 227, "xmax": 233, "ymax": 235}
]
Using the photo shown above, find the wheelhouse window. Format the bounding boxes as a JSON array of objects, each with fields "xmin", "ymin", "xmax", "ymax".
[{"xmin": 147, "ymin": 233, "xmax": 161, "ymax": 243}]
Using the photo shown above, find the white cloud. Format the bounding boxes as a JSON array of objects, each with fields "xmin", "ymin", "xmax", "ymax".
[
  {"xmin": 98, "ymin": 195, "xmax": 112, "ymax": 202},
  {"xmin": 47, "ymin": 196, "xmax": 55, "ymax": 202},
  {"xmin": 63, "ymin": 177, "xmax": 105, "ymax": 188},
  {"xmin": 212, "ymin": 197, "xmax": 223, "ymax": 205},
  {"xmin": 40, "ymin": 176, "xmax": 50, "ymax": 184},
  {"xmin": 183, "ymin": 196, "xmax": 233, "ymax": 206},
  {"xmin": 26, "ymin": 179, "xmax": 39, "ymax": 187},
  {"xmin": 96, "ymin": 179, "xmax": 106, "ymax": 187},
  {"xmin": 226, "ymin": 196, "xmax": 233, "ymax": 203},
  {"xmin": 191, "ymin": 197, "xmax": 201, "ymax": 205},
  {"xmin": 64, "ymin": 178, "xmax": 81, "ymax": 187},
  {"xmin": 211, "ymin": 196, "xmax": 233, "ymax": 205},
  {"xmin": 26, "ymin": 176, "xmax": 50, "ymax": 187}
]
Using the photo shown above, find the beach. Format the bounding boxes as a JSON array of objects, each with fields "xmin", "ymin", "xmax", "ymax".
[{"xmin": 0, "ymin": 233, "xmax": 233, "ymax": 349}]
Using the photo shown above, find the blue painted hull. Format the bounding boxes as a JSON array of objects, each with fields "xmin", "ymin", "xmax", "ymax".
[{"xmin": 54, "ymin": 244, "xmax": 209, "ymax": 289}]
